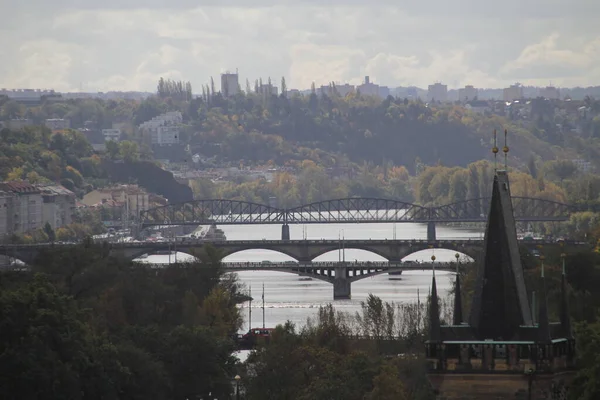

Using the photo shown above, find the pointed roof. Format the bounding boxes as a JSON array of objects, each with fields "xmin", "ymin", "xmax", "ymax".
[
  {"xmin": 560, "ymin": 256, "xmax": 573, "ymax": 338},
  {"xmin": 537, "ymin": 260, "xmax": 551, "ymax": 342},
  {"xmin": 429, "ymin": 275, "xmax": 441, "ymax": 341},
  {"xmin": 469, "ymin": 171, "xmax": 533, "ymax": 340},
  {"xmin": 453, "ymin": 273, "xmax": 463, "ymax": 325}
]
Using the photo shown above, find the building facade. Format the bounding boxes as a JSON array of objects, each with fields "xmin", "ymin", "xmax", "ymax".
[
  {"xmin": 503, "ymin": 84, "xmax": 524, "ymax": 101},
  {"xmin": 221, "ymin": 72, "xmax": 240, "ymax": 97},
  {"xmin": 45, "ymin": 118, "xmax": 70, "ymax": 130},
  {"xmin": 427, "ymin": 83, "xmax": 448, "ymax": 102},
  {"xmin": 139, "ymin": 112, "xmax": 182, "ymax": 146},
  {"xmin": 0, "ymin": 182, "xmax": 43, "ymax": 235},
  {"xmin": 102, "ymin": 128, "xmax": 122, "ymax": 142},
  {"xmin": 38, "ymin": 184, "xmax": 76, "ymax": 231},
  {"xmin": 458, "ymin": 85, "xmax": 478, "ymax": 102}
]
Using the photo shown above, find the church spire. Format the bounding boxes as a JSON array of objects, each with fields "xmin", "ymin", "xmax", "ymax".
[
  {"xmin": 428, "ymin": 255, "xmax": 441, "ymax": 341},
  {"xmin": 469, "ymin": 171, "xmax": 533, "ymax": 339},
  {"xmin": 537, "ymin": 254, "xmax": 551, "ymax": 342},
  {"xmin": 453, "ymin": 253, "xmax": 463, "ymax": 325},
  {"xmin": 560, "ymin": 252, "xmax": 573, "ymax": 338}
]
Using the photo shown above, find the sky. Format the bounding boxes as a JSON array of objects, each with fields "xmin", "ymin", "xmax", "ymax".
[{"xmin": 1, "ymin": 0, "xmax": 599, "ymax": 93}]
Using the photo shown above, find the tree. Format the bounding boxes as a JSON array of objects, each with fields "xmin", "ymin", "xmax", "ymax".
[
  {"xmin": 367, "ymin": 361, "xmax": 408, "ymax": 400},
  {"xmin": 118, "ymin": 140, "xmax": 140, "ymax": 162},
  {"xmin": 43, "ymin": 222, "xmax": 56, "ymax": 242}
]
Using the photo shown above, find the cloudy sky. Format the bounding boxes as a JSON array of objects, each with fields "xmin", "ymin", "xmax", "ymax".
[{"xmin": 1, "ymin": 1, "xmax": 599, "ymax": 92}]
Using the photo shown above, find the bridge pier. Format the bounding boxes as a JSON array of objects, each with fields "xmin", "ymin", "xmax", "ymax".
[
  {"xmin": 281, "ymin": 224, "xmax": 290, "ymax": 241},
  {"xmin": 333, "ymin": 266, "xmax": 351, "ymax": 300},
  {"xmin": 427, "ymin": 222, "xmax": 437, "ymax": 241}
]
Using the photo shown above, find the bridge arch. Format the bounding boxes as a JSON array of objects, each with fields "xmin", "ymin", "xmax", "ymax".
[
  {"xmin": 402, "ymin": 248, "xmax": 475, "ymax": 263},
  {"xmin": 139, "ymin": 199, "xmax": 284, "ymax": 227},
  {"xmin": 311, "ymin": 247, "xmax": 389, "ymax": 262},
  {"xmin": 285, "ymin": 197, "xmax": 431, "ymax": 223},
  {"xmin": 219, "ymin": 247, "xmax": 299, "ymax": 262}
]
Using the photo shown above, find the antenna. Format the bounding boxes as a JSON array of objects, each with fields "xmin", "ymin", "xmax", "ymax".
[
  {"xmin": 492, "ymin": 129, "xmax": 499, "ymax": 173},
  {"xmin": 503, "ymin": 129, "xmax": 509, "ymax": 171},
  {"xmin": 249, "ymin": 285, "xmax": 252, "ymax": 330}
]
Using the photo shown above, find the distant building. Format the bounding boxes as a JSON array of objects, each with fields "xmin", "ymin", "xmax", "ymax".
[
  {"xmin": 571, "ymin": 159, "xmax": 593, "ymax": 173},
  {"xmin": 427, "ymin": 83, "xmax": 448, "ymax": 103},
  {"xmin": 457, "ymin": 85, "xmax": 478, "ymax": 102},
  {"xmin": 82, "ymin": 185, "xmax": 150, "ymax": 218},
  {"xmin": 0, "ymin": 181, "xmax": 43, "ymax": 235},
  {"xmin": 503, "ymin": 84, "xmax": 523, "ymax": 101},
  {"xmin": 6, "ymin": 119, "xmax": 34, "ymax": 130},
  {"xmin": 102, "ymin": 129, "xmax": 122, "ymax": 142},
  {"xmin": 139, "ymin": 112, "xmax": 182, "ymax": 147},
  {"xmin": 38, "ymin": 184, "xmax": 76, "ymax": 231},
  {"xmin": 258, "ymin": 84, "xmax": 278, "ymax": 96},
  {"xmin": 357, "ymin": 76, "xmax": 389, "ymax": 98},
  {"xmin": 221, "ymin": 72, "xmax": 240, "ymax": 97},
  {"xmin": 540, "ymin": 86, "xmax": 560, "ymax": 100},
  {"xmin": 465, "ymin": 100, "xmax": 491, "ymax": 114},
  {"xmin": 318, "ymin": 83, "xmax": 356, "ymax": 97},
  {"xmin": 0, "ymin": 88, "xmax": 61, "ymax": 104},
  {"xmin": 45, "ymin": 118, "xmax": 70, "ymax": 131}
]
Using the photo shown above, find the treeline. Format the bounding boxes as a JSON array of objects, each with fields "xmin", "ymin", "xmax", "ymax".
[
  {"xmin": 0, "ymin": 243, "xmax": 244, "ymax": 399},
  {"xmin": 157, "ymin": 77, "xmax": 192, "ymax": 102}
]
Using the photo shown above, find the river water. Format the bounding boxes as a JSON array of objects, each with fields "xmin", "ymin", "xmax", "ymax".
[{"xmin": 144, "ymin": 222, "xmax": 482, "ymax": 331}]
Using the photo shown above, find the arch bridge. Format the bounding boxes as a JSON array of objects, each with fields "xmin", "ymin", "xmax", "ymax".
[{"xmin": 138, "ymin": 197, "xmax": 583, "ymax": 240}]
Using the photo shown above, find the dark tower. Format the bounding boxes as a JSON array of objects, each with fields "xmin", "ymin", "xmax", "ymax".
[{"xmin": 425, "ymin": 133, "xmax": 576, "ymax": 399}]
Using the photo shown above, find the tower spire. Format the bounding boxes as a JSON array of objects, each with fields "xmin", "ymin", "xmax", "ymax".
[
  {"xmin": 560, "ymin": 252, "xmax": 573, "ymax": 338},
  {"xmin": 503, "ymin": 129, "xmax": 509, "ymax": 170},
  {"xmin": 492, "ymin": 129, "xmax": 498, "ymax": 173},
  {"xmin": 453, "ymin": 253, "xmax": 463, "ymax": 325},
  {"xmin": 537, "ymin": 254, "xmax": 551, "ymax": 342},
  {"xmin": 428, "ymin": 255, "xmax": 441, "ymax": 340}
]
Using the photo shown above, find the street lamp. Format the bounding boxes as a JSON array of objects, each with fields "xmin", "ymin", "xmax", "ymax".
[{"xmin": 234, "ymin": 375, "xmax": 241, "ymax": 400}]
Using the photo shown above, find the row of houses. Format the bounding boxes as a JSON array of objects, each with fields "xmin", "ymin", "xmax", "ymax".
[
  {"xmin": 0, "ymin": 181, "xmax": 76, "ymax": 238},
  {"xmin": 0, "ymin": 118, "xmax": 70, "ymax": 131}
]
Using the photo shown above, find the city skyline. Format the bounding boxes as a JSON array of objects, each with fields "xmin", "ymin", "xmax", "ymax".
[{"xmin": 2, "ymin": 1, "xmax": 599, "ymax": 92}]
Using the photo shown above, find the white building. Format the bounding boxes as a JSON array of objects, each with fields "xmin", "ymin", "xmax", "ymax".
[
  {"xmin": 571, "ymin": 159, "xmax": 593, "ymax": 174},
  {"xmin": 540, "ymin": 86, "xmax": 560, "ymax": 100},
  {"xmin": 45, "ymin": 118, "xmax": 70, "ymax": 130},
  {"xmin": 457, "ymin": 85, "xmax": 478, "ymax": 102},
  {"xmin": 427, "ymin": 83, "xmax": 448, "ymax": 103},
  {"xmin": 503, "ymin": 84, "xmax": 523, "ymax": 102},
  {"xmin": 221, "ymin": 72, "xmax": 240, "ymax": 97},
  {"xmin": 102, "ymin": 129, "xmax": 122, "ymax": 142},
  {"xmin": 153, "ymin": 125, "xmax": 180, "ymax": 145},
  {"xmin": 139, "ymin": 112, "xmax": 183, "ymax": 146}
]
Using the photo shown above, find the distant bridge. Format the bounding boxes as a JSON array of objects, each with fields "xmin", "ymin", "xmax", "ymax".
[
  {"xmin": 138, "ymin": 260, "xmax": 457, "ymax": 299},
  {"xmin": 0, "ymin": 238, "xmax": 583, "ymax": 265},
  {"xmin": 138, "ymin": 197, "xmax": 586, "ymax": 240}
]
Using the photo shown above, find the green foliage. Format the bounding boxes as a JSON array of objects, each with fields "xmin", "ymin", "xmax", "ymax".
[{"xmin": 0, "ymin": 244, "xmax": 244, "ymax": 399}]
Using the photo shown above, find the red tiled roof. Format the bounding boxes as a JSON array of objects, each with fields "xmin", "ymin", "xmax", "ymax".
[{"xmin": 0, "ymin": 181, "xmax": 40, "ymax": 194}]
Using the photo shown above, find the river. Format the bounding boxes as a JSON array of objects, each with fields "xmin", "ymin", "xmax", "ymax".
[{"xmin": 144, "ymin": 222, "xmax": 483, "ymax": 331}]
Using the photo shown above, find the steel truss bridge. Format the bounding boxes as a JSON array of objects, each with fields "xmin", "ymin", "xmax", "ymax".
[
  {"xmin": 139, "ymin": 196, "xmax": 580, "ymax": 226},
  {"xmin": 138, "ymin": 197, "xmax": 583, "ymax": 241}
]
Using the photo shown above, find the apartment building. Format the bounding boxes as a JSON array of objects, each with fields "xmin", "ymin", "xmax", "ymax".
[
  {"xmin": 221, "ymin": 72, "xmax": 240, "ymax": 97},
  {"xmin": 503, "ymin": 84, "xmax": 523, "ymax": 102},
  {"xmin": 102, "ymin": 128, "xmax": 122, "ymax": 142},
  {"xmin": 82, "ymin": 184, "xmax": 150, "ymax": 219},
  {"xmin": 0, "ymin": 181, "xmax": 43, "ymax": 235},
  {"xmin": 38, "ymin": 184, "xmax": 76, "ymax": 231},
  {"xmin": 45, "ymin": 118, "xmax": 70, "ymax": 130},
  {"xmin": 458, "ymin": 85, "xmax": 478, "ymax": 102},
  {"xmin": 139, "ymin": 112, "xmax": 182, "ymax": 146},
  {"xmin": 427, "ymin": 83, "xmax": 448, "ymax": 103}
]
